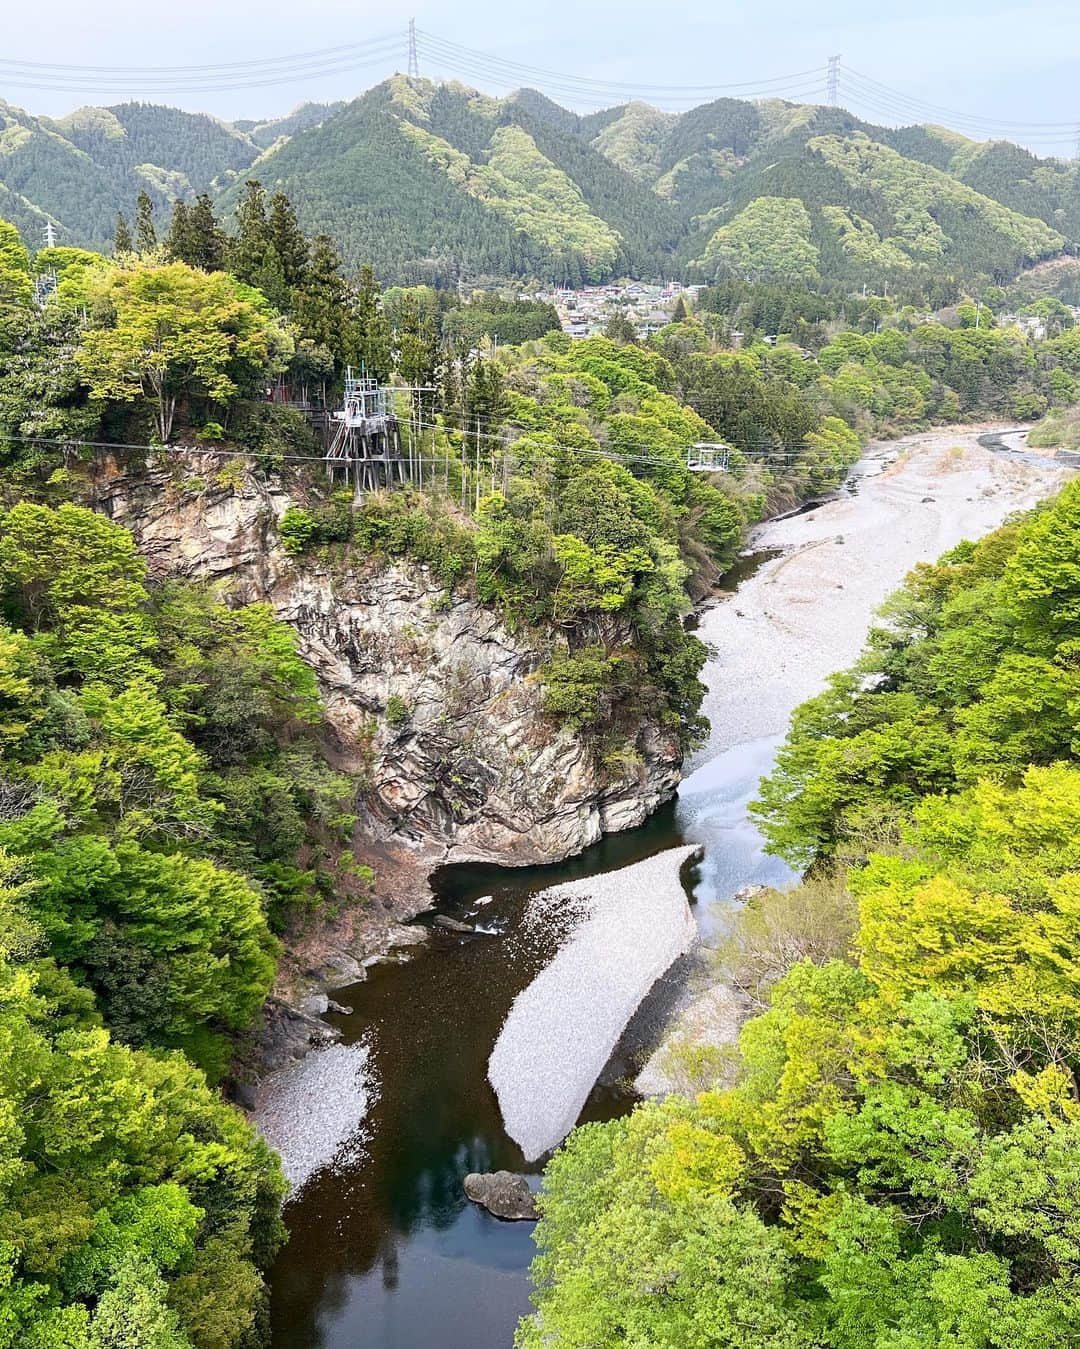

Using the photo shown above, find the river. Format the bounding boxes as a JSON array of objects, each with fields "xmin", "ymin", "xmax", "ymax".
[{"xmin": 268, "ymin": 427, "xmax": 1068, "ymax": 1348}]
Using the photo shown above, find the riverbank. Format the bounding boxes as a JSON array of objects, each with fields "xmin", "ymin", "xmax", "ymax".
[
  {"xmin": 264, "ymin": 422, "xmax": 1073, "ymax": 1349},
  {"xmin": 643, "ymin": 423, "xmax": 1072, "ymax": 1086},
  {"xmin": 252, "ymin": 422, "xmax": 1070, "ymax": 1097},
  {"xmin": 693, "ymin": 423, "xmax": 1070, "ymax": 763}
]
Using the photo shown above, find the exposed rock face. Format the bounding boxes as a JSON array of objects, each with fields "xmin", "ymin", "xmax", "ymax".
[
  {"xmin": 93, "ymin": 455, "xmax": 682, "ymax": 871},
  {"xmin": 463, "ymin": 1171, "xmax": 538, "ymax": 1221}
]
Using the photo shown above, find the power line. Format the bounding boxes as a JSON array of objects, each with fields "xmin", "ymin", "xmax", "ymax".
[
  {"xmin": 0, "ymin": 34, "xmax": 402, "ymax": 77},
  {"xmin": 416, "ymin": 31, "xmax": 826, "ymax": 96},
  {"xmin": 0, "ymin": 425, "xmax": 825, "ymax": 476},
  {"xmin": 0, "ymin": 37, "xmax": 405, "ymax": 95},
  {"xmin": 1, "ymin": 25, "xmax": 1072, "ymax": 150},
  {"xmin": 843, "ymin": 65, "xmax": 1080, "ymax": 132}
]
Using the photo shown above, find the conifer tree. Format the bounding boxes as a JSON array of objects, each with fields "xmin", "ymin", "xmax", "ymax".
[
  {"xmin": 168, "ymin": 194, "xmax": 227, "ymax": 272},
  {"xmin": 228, "ymin": 181, "xmax": 271, "ymax": 287},
  {"xmin": 165, "ymin": 200, "xmax": 193, "ymax": 264},
  {"xmin": 293, "ymin": 235, "xmax": 353, "ymax": 368},
  {"xmin": 267, "ymin": 192, "xmax": 308, "ymax": 290},
  {"xmin": 134, "ymin": 192, "xmax": 156, "ymax": 254},
  {"xmin": 353, "ymin": 264, "xmax": 391, "ymax": 382},
  {"xmin": 114, "ymin": 211, "xmax": 133, "ymax": 255},
  {"xmin": 229, "ymin": 181, "xmax": 291, "ymax": 308},
  {"xmin": 188, "ymin": 193, "xmax": 226, "ymax": 272},
  {"xmin": 395, "ymin": 290, "xmax": 438, "ymax": 387}
]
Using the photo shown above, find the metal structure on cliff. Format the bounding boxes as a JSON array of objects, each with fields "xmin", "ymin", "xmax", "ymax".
[{"xmin": 326, "ymin": 368, "xmax": 436, "ymax": 496}]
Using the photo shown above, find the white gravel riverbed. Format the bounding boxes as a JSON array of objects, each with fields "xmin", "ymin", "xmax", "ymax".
[
  {"xmin": 693, "ymin": 427, "xmax": 1071, "ymax": 762},
  {"xmin": 254, "ymin": 1041, "xmax": 376, "ymax": 1195},
  {"xmin": 488, "ymin": 844, "xmax": 701, "ymax": 1161},
  {"xmin": 631, "ymin": 427, "xmax": 1074, "ymax": 1093}
]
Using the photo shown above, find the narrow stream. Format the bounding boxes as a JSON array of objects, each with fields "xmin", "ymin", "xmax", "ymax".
[{"xmin": 269, "ymin": 551, "xmax": 791, "ymax": 1349}]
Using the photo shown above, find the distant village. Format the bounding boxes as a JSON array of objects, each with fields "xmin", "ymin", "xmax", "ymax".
[
  {"xmin": 529, "ymin": 279, "xmax": 1080, "ymax": 345},
  {"xmin": 533, "ymin": 281, "xmax": 707, "ymax": 339}
]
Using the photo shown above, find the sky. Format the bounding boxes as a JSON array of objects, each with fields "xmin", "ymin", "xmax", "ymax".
[{"xmin": 6, "ymin": 0, "xmax": 1080, "ymax": 156}]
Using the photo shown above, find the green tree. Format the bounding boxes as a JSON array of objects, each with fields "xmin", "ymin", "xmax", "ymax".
[
  {"xmin": 88, "ymin": 1255, "xmax": 191, "ymax": 1348},
  {"xmin": 352, "ymin": 264, "xmax": 391, "ymax": 381},
  {"xmin": 293, "ymin": 235, "xmax": 352, "ymax": 367},
  {"xmin": 186, "ymin": 194, "xmax": 227, "ymax": 273},
  {"xmin": 393, "ymin": 289, "xmax": 438, "ymax": 387},
  {"xmin": 227, "ymin": 181, "xmax": 270, "ymax": 286},
  {"xmin": 113, "ymin": 212, "xmax": 134, "ymax": 256},
  {"xmin": 76, "ymin": 262, "xmax": 290, "ymax": 441},
  {"xmin": 164, "ymin": 201, "xmax": 193, "ymax": 268},
  {"xmin": 133, "ymin": 192, "xmax": 156, "ymax": 255},
  {"xmin": 267, "ymin": 191, "xmax": 308, "ymax": 290}
]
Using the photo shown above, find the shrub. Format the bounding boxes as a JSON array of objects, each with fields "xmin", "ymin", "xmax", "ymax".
[
  {"xmin": 279, "ymin": 506, "xmax": 316, "ymax": 556},
  {"xmin": 384, "ymin": 694, "xmax": 409, "ymax": 727}
]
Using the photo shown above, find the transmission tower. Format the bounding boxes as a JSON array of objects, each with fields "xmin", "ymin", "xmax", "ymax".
[
  {"xmin": 43, "ymin": 220, "xmax": 57, "ymax": 249},
  {"xmin": 827, "ymin": 54, "xmax": 840, "ymax": 107},
  {"xmin": 408, "ymin": 19, "xmax": 419, "ymax": 78}
]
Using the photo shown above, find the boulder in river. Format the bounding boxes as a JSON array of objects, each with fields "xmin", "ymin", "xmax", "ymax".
[
  {"xmin": 434, "ymin": 915, "xmax": 476, "ymax": 933},
  {"xmin": 463, "ymin": 1171, "xmax": 538, "ymax": 1221}
]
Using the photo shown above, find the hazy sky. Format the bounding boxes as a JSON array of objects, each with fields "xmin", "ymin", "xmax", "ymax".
[{"xmin": 7, "ymin": 0, "xmax": 1080, "ymax": 155}]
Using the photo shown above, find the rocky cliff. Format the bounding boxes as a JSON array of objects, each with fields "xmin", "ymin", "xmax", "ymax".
[{"xmin": 93, "ymin": 453, "xmax": 683, "ymax": 878}]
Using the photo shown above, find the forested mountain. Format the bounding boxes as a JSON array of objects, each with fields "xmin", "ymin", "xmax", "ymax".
[
  {"xmin": 213, "ymin": 78, "xmax": 681, "ymax": 284},
  {"xmin": 0, "ymin": 98, "xmax": 263, "ymax": 248},
  {"xmin": 1, "ymin": 75, "xmax": 1077, "ymax": 289},
  {"xmin": 232, "ymin": 101, "xmax": 346, "ymax": 149}
]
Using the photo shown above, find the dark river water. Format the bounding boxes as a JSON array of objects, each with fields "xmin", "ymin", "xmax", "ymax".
[{"xmin": 270, "ymin": 562, "xmax": 796, "ymax": 1349}]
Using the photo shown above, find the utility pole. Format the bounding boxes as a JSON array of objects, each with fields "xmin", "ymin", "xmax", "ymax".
[
  {"xmin": 408, "ymin": 19, "xmax": 419, "ymax": 79},
  {"xmin": 827, "ymin": 54, "xmax": 840, "ymax": 108}
]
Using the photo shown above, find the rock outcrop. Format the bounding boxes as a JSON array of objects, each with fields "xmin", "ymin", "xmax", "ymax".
[
  {"xmin": 463, "ymin": 1171, "xmax": 538, "ymax": 1221},
  {"xmin": 93, "ymin": 454, "xmax": 682, "ymax": 872}
]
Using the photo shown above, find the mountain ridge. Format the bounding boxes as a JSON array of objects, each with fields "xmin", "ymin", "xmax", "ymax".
[{"xmin": 1, "ymin": 76, "xmax": 1076, "ymax": 291}]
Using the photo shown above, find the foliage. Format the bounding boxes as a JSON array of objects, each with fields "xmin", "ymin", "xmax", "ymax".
[
  {"xmin": 2, "ymin": 81, "xmax": 1076, "ymax": 295},
  {"xmin": 524, "ymin": 478, "xmax": 1080, "ymax": 1348},
  {"xmin": 0, "ymin": 503, "xmax": 353, "ymax": 1051},
  {"xmin": 752, "ymin": 481, "xmax": 1080, "ymax": 864},
  {"xmin": 703, "ymin": 196, "xmax": 820, "ymax": 284},
  {"xmin": 0, "ymin": 858, "xmax": 285, "ymax": 1348},
  {"xmin": 76, "ymin": 262, "xmax": 291, "ymax": 442}
]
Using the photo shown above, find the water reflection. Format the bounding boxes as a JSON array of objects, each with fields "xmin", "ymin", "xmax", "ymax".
[
  {"xmin": 269, "ymin": 810, "xmax": 686, "ymax": 1348},
  {"xmin": 269, "ymin": 715, "xmax": 797, "ymax": 1347},
  {"xmin": 677, "ymin": 734, "xmax": 797, "ymax": 934}
]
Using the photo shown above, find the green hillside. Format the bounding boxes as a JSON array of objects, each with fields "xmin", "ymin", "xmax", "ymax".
[
  {"xmin": 0, "ymin": 98, "xmax": 263, "ymax": 248},
  {"xmin": 233, "ymin": 100, "xmax": 345, "ymax": 148},
  {"xmin": 215, "ymin": 77, "xmax": 678, "ymax": 284},
  {"xmin": 679, "ymin": 130, "xmax": 1065, "ymax": 290},
  {"xmin": 0, "ymin": 75, "xmax": 1074, "ymax": 288}
]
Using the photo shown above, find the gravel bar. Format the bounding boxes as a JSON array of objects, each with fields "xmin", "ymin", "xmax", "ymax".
[
  {"xmin": 692, "ymin": 427, "xmax": 1070, "ymax": 762},
  {"xmin": 489, "ymin": 845, "xmax": 701, "ymax": 1161},
  {"xmin": 253, "ymin": 1041, "xmax": 375, "ymax": 1196}
]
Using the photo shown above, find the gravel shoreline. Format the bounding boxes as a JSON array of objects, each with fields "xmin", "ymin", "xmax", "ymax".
[
  {"xmin": 253, "ymin": 1041, "xmax": 376, "ymax": 1195},
  {"xmin": 693, "ymin": 426, "xmax": 1070, "ymax": 763},
  {"xmin": 488, "ymin": 845, "xmax": 701, "ymax": 1161}
]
